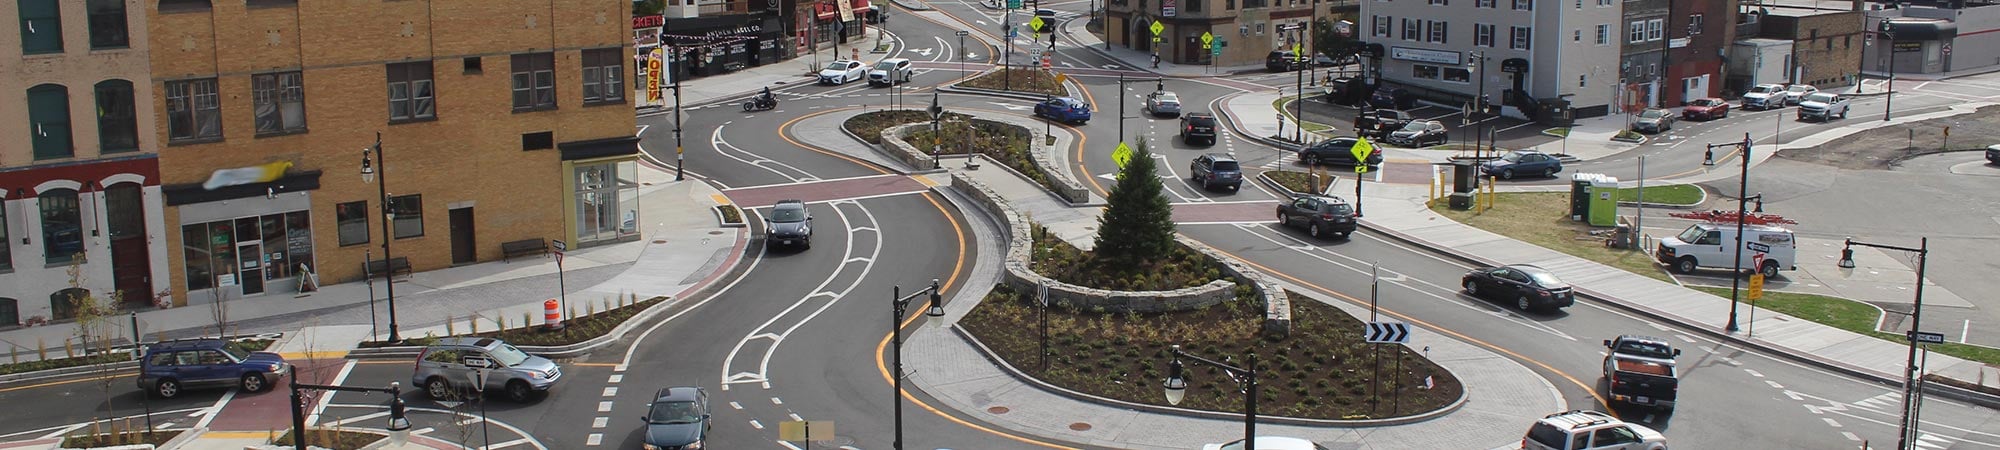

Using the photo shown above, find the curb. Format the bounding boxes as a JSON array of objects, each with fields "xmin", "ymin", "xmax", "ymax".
[
  {"xmin": 887, "ymin": 0, "xmax": 933, "ymax": 10},
  {"xmin": 949, "ymin": 323, "xmax": 1467, "ymax": 426},
  {"xmin": 157, "ymin": 427, "xmax": 203, "ymax": 450},
  {"xmin": 711, "ymin": 205, "xmax": 747, "ymax": 228},
  {"xmin": 1353, "ymin": 218, "xmax": 2000, "ymax": 410}
]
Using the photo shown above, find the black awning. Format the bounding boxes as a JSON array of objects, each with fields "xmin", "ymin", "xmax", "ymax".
[
  {"xmin": 558, "ymin": 136, "xmax": 643, "ymax": 161},
  {"xmin": 163, "ymin": 170, "xmax": 322, "ymax": 206},
  {"xmin": 1886, "ymin": 20, "xmax": 1957, "ymax": 41}
]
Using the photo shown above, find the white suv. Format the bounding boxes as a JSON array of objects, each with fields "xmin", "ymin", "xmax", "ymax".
[
  {"xmin": 1522, "ymin": 410, "xmax": 1667, "ymax": 450},
  {"xmin": 868, "ymin": 58, "xmax": 913, "ymax": 87}
]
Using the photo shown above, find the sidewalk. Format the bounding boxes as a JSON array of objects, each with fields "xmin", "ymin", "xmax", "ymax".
[
  {"xmin": 1061, "ymin": 15, "xmax": 1266, "ymax": 77},
  {"xmin": 641, "ymin": 26, "xmax": 893, "ymax": 113}
]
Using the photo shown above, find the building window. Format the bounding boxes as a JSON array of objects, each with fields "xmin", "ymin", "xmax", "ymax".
[
  {"xmin": 1475, "ymin": 24, "xmax": 1494, "ymax": 47},
  {"xmin": 1189, "ymin": 0, "xmax": 1201, "ymax": 11},
  {"xmin": 1414, "ymin": 64, "xmax": 1441, "ymax": 79},
  {"xmin": 27, "ymin": 84, "xmax": 73, "ymax": 160},
  {"xmin": 1374, "ymin": 16, "xmax": 1391, "ymax": 37},
  {"xmin": 1629, "ymin": 21, "xmax": 1645, "ymax": 43},
  {"xmin": 85, "ymin": 0, "xmax": 129, "ymax": 49},
  {"xmin": 336, "ymin": 201, "xmax": 369, "ymax": 246},
  {"xmin": 1226, "ymin": 0, "xmax": 1235, "ymax": 9},
  {"xmin": 1443, "ymin": 67, "xmax": 1471, "ymax": 82},
  {"xmin": 1402, "ymin": 19, "xmax": 1418, "ymax": 40},
  {"xmin": 39, "ymin": 189, "xmax": 82, "ymax": 264},
  {"xmin": 522, "ymin": 131, "xmax": 554, "ymax": 151},
  {"xmin": 1575, "ymin": 0, "xmax": 1581, "ymax": 8},
  {"xmin": 1647, "ymin": 19, "xmax": 1663, "ymax": 41},
  {"xmin": 1511, "ymin": 0, "xmax": 1530, "ymax": 10},
  {"xmin": 1510, "ymin": 26, "xmax": 1531, "ymax": 50},
  {"xmin": 1429, "ymin": 0, "xmax": 1446, "ymax": 4},
  {"xmin": 1580, "ymin": 74, "xmax": 1587, "ymax": 87},
  {"xmin": 18, "ymin": 0, "xmax": 64, "ymax": 55},
  {"xmin": 511, "ymin": 53, "xmax": 556, "ymax": 110},
  {"xmin": 1598, "ymin": 0, "xmax": 1611, "ymax": 5},
  {"xmin": 181, "ymin": 211, "xmax": 312, "ymax": 292},
  {"xmin": 94, "ymin": 80, "xmax": 139, "ymax": 154},
  {"xmin": 1596, "ymin": 24, "xmax": 1610, "ymax": 45},
  {"xmin": 390, "ymin": 194, "xmax": 423, "ymax": 239},
  {"xmin": 1688, "ymin": 13, "xmax": 1703, "ymax": 31},
  {"xmin": 1476, "ymin": 0, "xmax": 1494, "ymax": 7},
  {"xmin": 574, "ymin": 161, "xmax": 640, "ymax": 243},
  {"xmin": 1574, "ymin": 29, "xmax": 1581, "ymax": 42},
  {"xmin": 582, "ymin": 48, "xmax": 625, "ymax": 105},
  {"xmin": 166, "ymin": 78, "xmax": 222, "ymax": 142},
  {"xmin": 0, "ymin": 205, "xmax": 11, "ymax": 272},
  {"xmin": 387, "ymin": 62, "xmax": 435, "ymax": 122},
  {"xmin": 1428, "ymin": 21, "xmax": 1446, "ymax": 43},
  {"xmin": 252, "ymin": 71, "xmax": 306, "ymax": 135}
]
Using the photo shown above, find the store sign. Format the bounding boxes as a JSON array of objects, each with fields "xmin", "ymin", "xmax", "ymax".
[
  {"xmin": 1163, "ymin": 0, "xmax": 1176, "ymax": 17},
  {"xmin": 1390, "ymin": 46, "xmax": 1461, "ymax": 65},
  {"xmin": 703, "ymin": 24, "xmax": 765, "ymax": 38},
  {"xmin": 648, "ymin": 48, "xmax": 664, "ymax": 102},
  {"xmin": 634, "ymin": 28, "xmax": 661, "ymax": 47},
  {"xmin": 634, "ymin": 15, "xmax": 664, "ymax": 29},
  {"xmin": 1894, "ymin": 41, "xmax": 1922, "ymax": 53}
]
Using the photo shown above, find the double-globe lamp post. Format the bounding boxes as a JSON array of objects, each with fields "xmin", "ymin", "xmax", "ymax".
[
  {"xmin": 360, "ymin": 133, "xmax": 402, "ymax": 343},
  {"xmin": 1162, "ymin": 344, "xmax": 1258, "ymax": 448},
  {"xmin": 890, "ymin": 279, "xmax": 946, "ymax": 450},
  {"xmin": 1837, "ymin": 238, "xmax": 1930, "ymax": 450}
]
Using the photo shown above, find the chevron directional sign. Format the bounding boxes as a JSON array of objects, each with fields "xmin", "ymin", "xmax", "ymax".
[{"xmin": 1366, "ymin": 322, "xmax": 1412, "ymax": 344}]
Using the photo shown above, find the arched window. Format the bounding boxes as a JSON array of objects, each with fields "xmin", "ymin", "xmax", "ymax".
[
  {"xmin": 50, "ymin": 288, "xmax": 87, "ymax": 320},
  {"xmin": 39, "ymin": 188, "xmax": 83, "ymax": 264},
  {"xmin": 0, "ymin": 298, "xmax": 17, "ymax": 326},
  {"xmin": 27, "ymin": 84, "xmax": 73, "ymax": 160},
  {"xmin": 94, "ymin": 80, "xmax": 138, "ymax": 153}
]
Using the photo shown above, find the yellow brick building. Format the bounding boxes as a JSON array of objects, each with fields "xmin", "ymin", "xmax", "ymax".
[{"xmin": 149, "ymin": 0, "xmax": 640, "ymax": 305}]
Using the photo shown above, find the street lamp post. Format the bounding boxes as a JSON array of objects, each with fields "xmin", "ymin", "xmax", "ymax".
[
  {"xmin": 1114, "ymin": 75, "xmax": 1164, "ymax": 145},
  {"xmin": 360, "ymin": 133, "xmax": 402, "ymax": 343},
  {"xmin": 1162, "ymin": 345, "xmax": 1257, "ymax": 448},
  {"xmin": 1467, "ymin": 51, "xmax": 1487, "ymax": 159},
  {"xmin": 1879, "ymin": 20, "xmax": 1897, "ymax": 122},
  {"xmin": 671, "ymin": 76, "xmax": 686, "ymax": 181},
  {"xmin": 1838, "ymin": 237, "xmax": 1930, "ymax": 450},
  {"xmin": 1721, "ymin": 133, "xmax": 1759, "ymax": 333},
  {"xmin": 890, "ymin": 279, "xmax": 947, "ymax": 450}
]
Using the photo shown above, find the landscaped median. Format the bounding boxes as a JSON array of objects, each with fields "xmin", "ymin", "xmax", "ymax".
[
  {"xmin": 845, "ymin": 109, "xmax": 1093, "ymax": 204},
  {"xmin": 954, "ymin": 67, "xmax": 1068, "ymax": 98},
  {"xmin": 0, "ymin": 336, "xmax": 275, "ymax": 383},
  {"xmin": 354, "ymin": 295, "xmax": 668, "ymax": 358}
]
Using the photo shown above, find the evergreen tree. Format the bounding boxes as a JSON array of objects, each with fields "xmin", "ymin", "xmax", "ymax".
[{"xmin": 1093, "ymin": 137, "xmax": 1177, "ymax": 261}]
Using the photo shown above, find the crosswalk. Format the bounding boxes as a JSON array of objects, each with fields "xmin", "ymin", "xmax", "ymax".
[{"xmin": 1791, "ymin": 390, "xmax": 1988, "ymax": 450}]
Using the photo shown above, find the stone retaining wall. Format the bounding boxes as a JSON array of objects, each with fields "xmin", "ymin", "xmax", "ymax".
[{"xmin": 882, "ymin": 121, "xmax": 1091, "ymax": 204}]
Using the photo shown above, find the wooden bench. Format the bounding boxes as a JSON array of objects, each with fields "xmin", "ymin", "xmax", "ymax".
[
  {"xmin": 363, "ymin": 257, "xmax": 411, "ymax": 280},
  {"xmin": 501, "ymin": 238, "xmax": 548, "ymax": 262}
]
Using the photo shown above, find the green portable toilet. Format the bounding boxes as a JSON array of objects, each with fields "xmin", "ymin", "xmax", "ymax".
[{"xmin": 1580, "ymin": 174, "xmax": 1621, "ymax": 227}]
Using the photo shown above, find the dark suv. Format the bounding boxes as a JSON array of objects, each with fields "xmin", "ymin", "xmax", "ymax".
[
  {"xmin": 1298, "ymin": 137, "xmax": 1384, "ymax": 167},
  {"xmin": 1354, "ymin": 108, "xmax": 1414, "ymax": 139},
  {"xmin": 1275, "ymin": 195, "xmax": 1356, "ymax": 239},
  {"xmin": 1189, "ymin": 153, "xmax": 1242, "ymax": 191},
  {"xmin": 138, "ymin": 339, "xmax": 290, "ymax": 398},
  {"xmin": 764, "ymin": 199, "xmax": 813, "ymax": 250},
  {"xmin": 1265, "ymin": 50, "xmax": 1307, "ymax": 72},
  {"xmin": 1180, "ymin": 113, "xmax": 1219, "ymax": 146}
]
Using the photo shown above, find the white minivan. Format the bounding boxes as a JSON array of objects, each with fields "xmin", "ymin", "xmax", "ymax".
[{"xmin": 1656, "ymin": 222, "xmax": 1796, "ymax": 277}]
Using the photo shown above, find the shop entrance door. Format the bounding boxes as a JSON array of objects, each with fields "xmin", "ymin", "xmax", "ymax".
[
  {"xmin": 450, "ymin": 207, "xmax": 476, "ymax": 265},
  {"xmin": 236, "ymin": 241, "xmax": 264, "ymax": 295}
]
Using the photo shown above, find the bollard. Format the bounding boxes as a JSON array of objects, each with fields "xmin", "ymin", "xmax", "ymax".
[{"xmin": 544, "ymin": 299, "xmax": 564, "ymax": 331}]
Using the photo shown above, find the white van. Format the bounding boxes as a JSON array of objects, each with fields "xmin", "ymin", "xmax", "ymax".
[{"xmin": 1655, "ymin": 223, "xmax": 1795, "ymax": 277}]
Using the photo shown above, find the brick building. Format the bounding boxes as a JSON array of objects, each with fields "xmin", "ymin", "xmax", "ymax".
[
  {"xmin": 148, "ymin": 0, "xmax": 640, "ymax": 305},
  {"xmin": 1106, "ymin": 0, "xmax": 1340, "ymax": 66},
  {"xmin": 2, "ymin": 0, "xmax": 167, "ymax": 324},
  {"xmin": 1743, "ymin": 2, "xmax": 1865, "ymax": 88}
]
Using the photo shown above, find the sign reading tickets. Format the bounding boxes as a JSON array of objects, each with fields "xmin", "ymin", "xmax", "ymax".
[{"xmin": 647, "ymin": 47, "xmax": 664, "ymax": 103}]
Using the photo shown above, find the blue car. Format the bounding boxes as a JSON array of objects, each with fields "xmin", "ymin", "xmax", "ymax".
[
  {"xmin": 1034, "ymin": 97, "xmax": 1092, "ymax": 124},
  {"xmin": 1480, "ymin": 150, "xmax": 1564, "ymax": 180},
  {"xmin": 138, "ymin": 339, "xmax": 290, "ymax": 398}
]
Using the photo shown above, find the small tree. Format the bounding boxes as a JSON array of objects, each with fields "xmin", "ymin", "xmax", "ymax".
[
  {"xmin": 66, "ymin": 259, "xmax": 129, "ymax": 441},
  {"xmin": 1092, "ymin": 137, "xmax": 1177, "ymax": 262}
]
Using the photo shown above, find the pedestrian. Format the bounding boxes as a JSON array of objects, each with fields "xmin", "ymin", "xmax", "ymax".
[{"xmin": 1151, "ymin": 53, "xmax": 1160, "ymax": 69}]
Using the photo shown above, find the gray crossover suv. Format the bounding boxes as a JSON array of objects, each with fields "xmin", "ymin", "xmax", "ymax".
[{"xmin": 412, "ymin": 337, "xmax": 562, "ymax": 402}]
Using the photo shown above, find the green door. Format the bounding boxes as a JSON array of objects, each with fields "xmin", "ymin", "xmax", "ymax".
[{"xmin": 28, "ymin": 84, "xmax": 73, "ymax": 160}]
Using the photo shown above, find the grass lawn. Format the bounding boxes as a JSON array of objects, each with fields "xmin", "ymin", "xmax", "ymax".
[
  {"xmin": 959, "ymin": 68, "xmax": 1065, "ymax": 97},
  {"xmin": 1613, "ymin": 184, "xmax": 1704, "ymax": 205},
  {"xmin": 1429, "ymin": 192, "xmax": 1671, "ymax": 282},
  {"xmin": 1274, "ymin": 98, "xmax": 1337, "ymax": 133},
  {"xmin": 1693, "ymin": 287, "xmax": 2000, "ymax": 366},
  {"xmin": 1544, "ymin": 127, "xmax": 1570, "ymax": 137}
]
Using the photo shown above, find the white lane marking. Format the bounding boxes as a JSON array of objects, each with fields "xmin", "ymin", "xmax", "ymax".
[
  {"xmin": 731, "ymin": 401, "xmax": 744, "ymax": 410},
  {"xmin": 789, "ymin": 413, "xmax": 805, "ymax": 422},
  {"xmin": 750, "ymin": 419, "xmax": 765, "ymax": 429},
  {"xmin": 1746, "ymin": 368, "xmax": 1765, "ymax": 377},
  {"xmin": 1823, "ymin": 417, "xmax": 1843, "ymax": 428},
  {"xmin": 602, "ymin": 387, "xmax": 618, "ymax": 397},
  {"xmin": 722, "ymin": 203, "xmax": 885, "ymax": 389},
  {"xmin": 457, "ymin": 416, "xmax": 485, "ymax": 426},
  {"xmin": 190, "ymin": 385, "xmax": 237, "ymax": 430},
  {"xmin": 326, "ymin": 412, "xmax": 390, "ymax": 427},
  {"xmin": 598, "ymin": 401, "xmax": 614, "ymax": 412},
  {"xmin": 1784, "ymin": 390, "xmax": 1803, "ymax": 401},
  {"xmin": 1675, "ymin": 334, "xmax": 1696, "ymax": 343},
  {"xmin": 1766, "ymin": 380, "xmax": 1785, "ymax": 389},
  {"xmin": 411, "ymin": 427, "xmax": 436, "ymax": 435},
  {"xmin": 710, "ymin": 123, "xmax": 817, "ymax": 182},
  {"xmin": 773, "ymin": 397, "xmax": 785, "ymax": 405},
  {"xmin": 586, "ymin": 433, "xmax": 603, "ymax": 446},
  {"xmin": 490, "ymin": 438, "xmax": 534, "ymax": 449},
  {"xmin": 1842, "ymin": 432, "xmax": 1861, "ymax": 442},
  {"xmin": 608, "ymin": 374, "xmax": 623, "ymax": 383},
  {"xmin": 592, "ymin": 417, "xmax": 608, "ymax": 428}
]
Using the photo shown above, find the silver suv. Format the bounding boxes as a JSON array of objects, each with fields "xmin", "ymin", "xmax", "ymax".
[
  {"xmin": 1522, "ymin": 410, "xmax": 1667, "ymax": 450},
  {"xmin": 411, "ymin": 337, "xmax": 562, "ymax": 402}
]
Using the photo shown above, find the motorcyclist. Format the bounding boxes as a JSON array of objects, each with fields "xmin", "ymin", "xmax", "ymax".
[{"xmin": 758, "ymin": 87, "xmax": 775, "ymax": 106}]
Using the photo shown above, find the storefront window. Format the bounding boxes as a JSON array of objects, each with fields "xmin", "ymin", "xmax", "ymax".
[
  {"xmin": 40, "ymin": 189, "xmax": 83, "ymax": 264},
  {"xmin": 1, "ymin": 204, "xmax": 11, "ymax": 272},
  {"xmin": 181, "ymin": 211, "xmax": 312, "ymax": 294},
  {"xmin": 391, "ymin": 194, "xmax": 423, "ymax": 238},
  {"xmin": 574, "ymin": 161, "xmax": 640, "ymax": 243},
  {"xmin": 183, "ymin": 223, "xmax": 212, "ymax": 290}
]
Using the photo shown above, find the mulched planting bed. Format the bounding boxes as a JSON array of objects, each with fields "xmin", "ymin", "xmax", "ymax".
[
  {"xmin": 271, "ymin": 429, "xmax": 385, "ymax": 450},
  {"xmin": 843, "ymin": 110, "xmax": 971, "ymax": 145},
  {"xmin": 61, "ymin": 429, "xmax": 181, "ymax": 448},
  {"xmin": 1027, "ymin": 224, "xmax": 1248, "ymax": 295},
  {"xmin": 362, "ymin": 297, "xmax": 666, "ymax": 348},
  {"xmin": 958, "ymin": 68, "xmax": 1066, "ymax": 97},
  {"xmin": 959, "ymin": 287, "xmax": 1462, "ymax": 419}
]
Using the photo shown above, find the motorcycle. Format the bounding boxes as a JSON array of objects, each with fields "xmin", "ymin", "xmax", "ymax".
[{"xmin": 743, "ymin": 96, "xmax": 778, "ymax": 112}]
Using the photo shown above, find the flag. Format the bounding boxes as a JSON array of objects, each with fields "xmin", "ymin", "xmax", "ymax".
[{"xmin": 202, "ymin": 161, "xmax": 292, "ymax": 190}]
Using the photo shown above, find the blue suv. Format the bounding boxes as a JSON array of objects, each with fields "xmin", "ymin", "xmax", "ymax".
[
  {"xmin": 138, "ymin": 339, "xmax": 290, "ymax": 398},
  {"xmin": 1034, "ymin": 97, "xmax": 1092, "ymax": 124}
]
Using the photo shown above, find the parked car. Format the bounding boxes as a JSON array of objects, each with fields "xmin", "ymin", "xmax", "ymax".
[
  {"xmin": 1680, "ymin": 97, "xmax": 1730, "ymax": 120},
  {"xmin": 1630, "ymin": 108, "xmax": 1675, "ymax": 134},
  {"xmin": 1354, "ymin": 108, "xmax": 1414, "ymax": 139},
  {"xmin": 1522, "ymin": 410, "xmax": 1668, "ymax": 450},
  {"xmin": 867, "ymin": 58, "xmax": 913, "ymax": 87},
  {"xmin": 1180, "ymin": 113, "xmax": 1219, "ymax": 146},
  {"xmin": 1265, "ymin": 49, "xmax": 1307, "ymax": 72},
  {"xmin": 1189, "ymin": 153, "xmax": 1243, "ymax": 191},
  {"xmin": 1202, "ymin": 436, "xmax": 1333, "ymax": 450},
  {"xmin": 1782, "ymin": 84, "xmax": 1819, "ymax": 105},
  {"xmin": 1385, "ymin": 119, "xmax": 1449, "ymax": 147},
  {"xmin": 1461, "ymin": 264, "xmax": 1574, "ymax": 312},
  {"xmin": 1297, "ymin": 137, "xmax": 1384, "ymax": 167},
  {"xmin": 1313, "ymin": 52, "xmax": 1357, "ymax": 67},
  {"xmin": 1035, "ymin": 8, "xmax": 1057, "ymax": 17},
  {"xmin": 818, "ymin": 60, "xmax": 866, "ymax": 85},
  {"xmin": 1321, "ymin": 76, "xmax": 1365, "ymax": 105},
  {"xmin": 1368, "ymin": 86, "xmax": 1417, "ymax": 109},
  {"xmin": 765, "ymin": 199, "xmax": 813, "ymax": 250},
  {"xmin": 1740, "ymin": 83, "xmax": 1786, "ymax": 110},
  {"xmin": 1480, "ymin": 150, "xmax": 1563, "ymax": 180},
  {"xmin": 1988, "ymin": 144, "xmax": 2000, "ymax": 164},
  {"xmin": 1603, "ymin": 335, "xmax": 1681, "ymax": 410},
  {"xmin": 1144, "ymin": 91, "xmax": 1183, "ymax": 117},
  {"xmin": 412, "ymin": 337, "xmax": 562, "ymax": 403},
  {"xmin": 1034, "ymin": 97, "xmax": 1092, "ymax": 124},
  {"xmin": 1655, "ymin": 222, "xmax": 1795, "ymax": 277},
  {"xmin": 1796, "ymin": 92, "xmax": 1850, "ymax": 121},
  {"xmin": 641, "ymin": 387, "xmax": 711, "ymax": 450},
  {"xmin": 138, "ymin": 339, "xmax": 290, "ymax": 398},
  {"xmin": 1275, "ymin": 195, "xmax": 1357, "ymax": 239}
]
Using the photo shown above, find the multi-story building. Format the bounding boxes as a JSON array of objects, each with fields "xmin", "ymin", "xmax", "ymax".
[
  {"xmin": 1620, "ymin": 0, "xmax": 1735, "ymax": 109},
  {"xmin": 1360, "ymin": 0, "xmax": 1623, "ymax": 121},
  {"xmin": 1859, "ymin": 1, "xmax": 1982, "ymax": 76},
  {"xmin": 148, "ymin": 0, "xmax": 640, "ymax": 305},
  {"xmin": 1740, "ymin": 1, "xmax": 1865, "ymax": 88},
  {"xmin": 1617, "ymin": 0, "xmax": 1670, "ymax": 109},
  {"xmin": 1105, "ymin": 0, "xmax": 1337, "ymax": 66},
  {"xmin": 2, "ymin": 0, "xmax": 166, "ymax": 324}
]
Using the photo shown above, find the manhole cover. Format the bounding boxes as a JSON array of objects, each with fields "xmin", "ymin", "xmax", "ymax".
[
  {"xmin": 652, "ymin": 239, "xmax": 668, "ymax": 244},
  {"xmin": 1069, "ymin": 422, "xmax": 1092, "ymax": 431},
  {"xmin": 987, "ymin": 406, "xmax": 1010, "ymax": 414}
]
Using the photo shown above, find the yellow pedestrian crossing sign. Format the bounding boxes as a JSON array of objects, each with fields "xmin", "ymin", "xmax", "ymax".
[
  {"xmin": 1292, "ymin": 43, "xmax": 1303, "ymax": 58},
  {"xmin": 1748, "ymin": 274, "xmax": 1765, "ymax": 300},
  {"xmin": 1150, "ymin": 21, "xmax": 1165, "ymax": 36},
  {"xmin": 1029, "ymin": 17, "xmax": 1046, "ymax": 34},
  {"xmin": 1201, "ymin": 32, "xmax": 1215, "ymax": 45},
  {"xmin": 1112, "ymin": 142, "xmax": 1134, "ymax": 168},
  {"xmin": 1350, "ymin": 137, "xmax": 1376, "ymax": 173}
]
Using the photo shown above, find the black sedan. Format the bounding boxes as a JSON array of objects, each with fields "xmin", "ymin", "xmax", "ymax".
[
  {"xmin": 1297, "ymin": 137, "xmax": 1384, "ymax": 167},
  {"xmin": 1461, "ymin": 264, "xmax": 1574, "ymax": 312}
]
